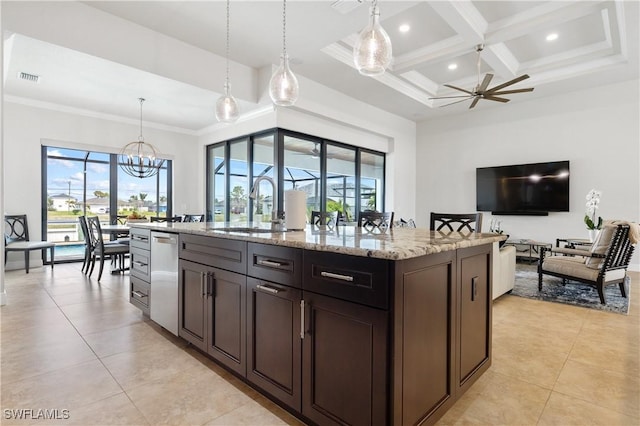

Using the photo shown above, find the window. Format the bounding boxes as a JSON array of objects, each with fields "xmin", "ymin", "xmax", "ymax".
[
  {"xmin": 206, "ymin": 129, "xmax": 385, "ymax": 224},
  {"xmin": 42, "ymin": 145, "xmax": 172, "ymax": 262}
]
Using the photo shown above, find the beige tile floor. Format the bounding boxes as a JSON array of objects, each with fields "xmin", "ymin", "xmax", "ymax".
[{"xmin": 1, "ymin": 264, "xmax": 638, "ymax": 425}]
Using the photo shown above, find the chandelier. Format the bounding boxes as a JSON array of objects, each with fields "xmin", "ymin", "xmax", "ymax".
[
  {"xmin": 353, "ymin": 0, "xmax": 392, "ymax": 76},
  {"xmin": 118, "ymin": 98, "xmax": 164, "ymax": 179},
  {"xmin": 269, "ymin": 0, "xmax": 299, "ymax": 106},
  {"xmin": 215, "ymin": 0, "xmax": 239, "ymax": 123}
]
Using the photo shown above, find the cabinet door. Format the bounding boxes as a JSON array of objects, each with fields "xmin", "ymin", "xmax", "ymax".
[
  {"xmin": 247, "ymin": 277, "xmax": 302, "ymax": 411},
  {"xmin": 178, "ymin": 259, "xmax": 208, "ymax": 351},
  {"xmin": 458, "ymin": 246, "xmax": 491, "ymax": 390},
  {"xmin": 302, "ymin": 292, "xmax": 388, "ymax": 426},
  {"xmin": 207, "ymin": 267, "xmax": 247, "ymax": 377}
]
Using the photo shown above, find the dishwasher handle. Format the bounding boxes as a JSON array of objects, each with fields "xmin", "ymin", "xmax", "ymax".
[{"xmin": 152, "ymin": 235, "xmax": 178, "ymax": 245}]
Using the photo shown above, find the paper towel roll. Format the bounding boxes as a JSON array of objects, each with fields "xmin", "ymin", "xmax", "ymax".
[{"xmin": 285, "ymin": 190, "xmax": 307, "ymax": 230}]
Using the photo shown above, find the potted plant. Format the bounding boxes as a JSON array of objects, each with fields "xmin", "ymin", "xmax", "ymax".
[{"xmin": 584, "ymin": 189, "xmax": 603, "ymax": 242}]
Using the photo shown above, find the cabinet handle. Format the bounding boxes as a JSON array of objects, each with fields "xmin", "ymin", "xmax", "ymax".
[
  {"xmin": 131, "ymin": 290, "xmax": 147, "ymax": 298},
  {"xmin": 208, "ymin": 273, "xmax": 215, "ymax": 297},
  {"xmin": 201, "ymin": 272, "xmax": 206, "ymax": 298},
  {"xmin": 471, "ymin": 276, "xmax": 478, "ymax": 302},
  {"xmin": 256, "ymin": 284, "xmax": 280, "ymax": 294},
  {"xmin": 320, "ymin": 271, "xmax": 354, "ymax": 282},
  {"xmin": 300, "ymin": 300, "xmax": 305, "ymax": 339},
  {"xmin": 257, "ymin": 259, "xmax": 283, "ymax": 268},
  {"xmin": 132, "ymin": 235, "xmax": 148, "ymax": 242},
  {"xmin": 132, "ymin": 260, "xmax": 147, "ymax": 267}
]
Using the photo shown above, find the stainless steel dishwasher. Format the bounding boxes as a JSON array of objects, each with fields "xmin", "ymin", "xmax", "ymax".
[{"xmin": 150, "ymin": 231, "xmax": 179, "ymax": 336}]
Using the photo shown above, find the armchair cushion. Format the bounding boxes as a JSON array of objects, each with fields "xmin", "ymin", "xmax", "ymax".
[{"xmin": 585, "ymin": 224, "xmax": 617, "ymax": 269}]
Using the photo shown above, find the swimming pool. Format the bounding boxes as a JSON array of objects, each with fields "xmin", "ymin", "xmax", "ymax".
[{"xmin": 53, "ymin": 243, "xmax": 85, "ymax": 258}]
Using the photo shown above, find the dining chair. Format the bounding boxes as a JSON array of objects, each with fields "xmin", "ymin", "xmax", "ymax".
[
  {"xmin": 183, "ymin": 214, "xmax": 205, "ymax": 222},
  {"xmin": 357, "ymin": 211, "xmax": 394, "ymax": 231},
  {"xmin": 86, "ymin": 216, "xmax": 130, "ymax": 281},
  {"xmin": 150, "ymin": 216, "xmax": 183, "ymax": 223},
  {"xmin": 430, "ymin": 212, "xmax": 483, "ymax": 233},
  {"xmin": 310, "ymin": 211, "xmax": 338, "ymax": 228},
  {"xmin": 4, "ymin": 214, "xmax": 56, "ymax": 273},
  {"xmin": 78, "ymin": 216, "xmax": 93, "ymax": 274}
]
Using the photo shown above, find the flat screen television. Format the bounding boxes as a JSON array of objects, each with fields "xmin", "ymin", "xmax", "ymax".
[{"xmin": 476, "ymin": 161, "xmax": 570, "ymax": 215}]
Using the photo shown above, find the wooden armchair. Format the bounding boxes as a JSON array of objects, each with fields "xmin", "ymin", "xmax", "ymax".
[
  {"xmin": 538, "ymin": 224, "xmax": 635, "ymax": 304},
  {"xmin": 4, "ymin": 214, "xmax": 55, "ymax": 273},
  {"xmin": 310, "ymin": 211, "xmax": 338, "ymax": 228}
]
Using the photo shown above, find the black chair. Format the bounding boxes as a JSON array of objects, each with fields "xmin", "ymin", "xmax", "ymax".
[
  {"xmin": 357, "ymin": 211, "xmax": 394, "ymax": 231},
  {"xmin": 78, "ymin": 216, "xmax": 93, "ymax": 274},
  {"xmin": 310, "ymin": 211, "xmax": 338, "ymax": 228},
  {"xmin": 183, "ymin": 214, "xmax": 205, "ymax": 222},
  {"xmin": 86, "ymin": 216, "xmax": 130, "ymax": 281},
  {"xmin": 150, "ymin": 216, "xmax": 183, "ymax": 223},
  {"xmin": 4, "ymin": 214, "xmax": 55, "ymax": 273},
  {"xmin": 430, "ymin": 212, "xmax": 483, "ymax": 233}
]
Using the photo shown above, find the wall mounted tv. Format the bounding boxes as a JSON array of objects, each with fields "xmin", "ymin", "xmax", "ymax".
[{"xmin": 476, "ymin": 161, "xmax": 570, "ymax": 215}]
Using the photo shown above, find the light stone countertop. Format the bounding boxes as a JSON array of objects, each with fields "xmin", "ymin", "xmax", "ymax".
[{"xmin": 132, "ymin": 222, "xmax": 506, "ymax": 261}]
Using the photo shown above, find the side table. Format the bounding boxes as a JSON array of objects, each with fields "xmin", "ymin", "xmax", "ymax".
[{"xmin": 504, "ymin": 239, "xmax": 552, "ymax": 263}]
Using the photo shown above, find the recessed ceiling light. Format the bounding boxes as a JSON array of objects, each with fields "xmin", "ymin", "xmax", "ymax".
[
  {"xmin": 399, "ymin": 24, "xmax": 410, "ymax": 33},
  {"xmin": 546, "ymin": 33, "xmax": 558, "ymax": 42},
  {"xmin": 448, "ymin": 63, "xmax": 458, "ymax": 71}
]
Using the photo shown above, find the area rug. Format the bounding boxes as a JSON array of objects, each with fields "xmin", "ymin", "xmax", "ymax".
[{"xmin": 511, "ymin": 263, "xmax": 630, "ymax": 315}]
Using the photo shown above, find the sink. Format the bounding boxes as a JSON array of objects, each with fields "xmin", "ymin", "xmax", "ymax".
[{"xmin": 208, "ymin": 227, "xmax": 291, "ymax": 234}]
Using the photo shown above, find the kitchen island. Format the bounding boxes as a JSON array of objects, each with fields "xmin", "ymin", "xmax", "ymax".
[{"xmin": 129, "ymin": 222, "xmax": 505, "ymax": 425}]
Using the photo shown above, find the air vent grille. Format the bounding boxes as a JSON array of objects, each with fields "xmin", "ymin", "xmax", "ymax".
[{"xmin": 18, "ymin": 72, "xmax": 41, "ymax": 83}]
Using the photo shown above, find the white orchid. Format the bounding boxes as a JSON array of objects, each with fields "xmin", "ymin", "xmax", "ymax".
[{"xmin": 584, "ymin": 189, "xmax": 602, "ymax": 230}]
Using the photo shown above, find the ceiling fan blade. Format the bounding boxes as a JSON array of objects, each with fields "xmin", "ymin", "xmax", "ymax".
[
  {"xmin": 478, "ymin": 73, "xmax": 493, "ymax": 92},
  {"xmin": 429, "ymin": 95, "xmax": 475, "ymax": 100},
  {"xmin": 486, "ymin": 74, "xmax": 530, "ymax": 93},
  {"xmin": 469, "ymin": 97, "xmax": 481, "ymax": 109},
  {"xmin": 488, "ymin": 88, "xmax": 534, "ymax": 95},
  {"xmin": 484, "ymin": 95, "xmax": 510, "ymax": 103},
  {"xmin": 443, "ymin": 84, "xmax": 474, "ymax": 95},
  {"xmin": 438, "ymin": 97, "xmax": 474, "ymax": 108}
]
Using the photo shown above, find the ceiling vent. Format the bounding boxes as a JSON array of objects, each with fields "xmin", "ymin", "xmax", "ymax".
[
  {"xmin": 18, "ymin": 72, "xmax": 41, "ymax": 83},
  {"xmin": 331, "ymin": 0, "xmax": 363, "ymax": 15}
]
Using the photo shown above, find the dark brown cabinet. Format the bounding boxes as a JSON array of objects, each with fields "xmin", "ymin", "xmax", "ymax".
[
  {"xmin": 178, "ymin": 234, "xmax": 247, "ymax": 377},
  {"xmin": 302, "ymin": 291, "xmax": 388, "ymax": 426},
  {"xmin": 457, "ymin": 245, "xmax": 491, "ymax": 392},
  {"xmin": 247, "ymin": 277, "xmax": 302, "ymax": 411}
]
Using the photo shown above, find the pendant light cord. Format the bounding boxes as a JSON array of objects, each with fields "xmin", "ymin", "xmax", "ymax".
[
  {"xmin": 282, "ymin": 0, "xmax": 287, "ymax": 56},
  {"xmin": 476, "ymin": 44, "xmax": 484, "ymax": 89},
  {"xmin": 225, "ymin": 0, "xmax": 230, "ymax": 89},
  {"xmin": 138, "ymin": 98, "xmax": 145, "ymax": 142}
]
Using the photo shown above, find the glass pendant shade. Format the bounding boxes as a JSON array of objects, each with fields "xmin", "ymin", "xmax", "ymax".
[
  {"xmin": 269, "ymin": 54, "xmax": 299, "ymax": 106},
  {"xmin": 215, "ymin": 83, "xmax": 239, "ymax": 123},
  {"xmin": 353, "ymin": 6, "xmax": 392, "ymax": 76}
]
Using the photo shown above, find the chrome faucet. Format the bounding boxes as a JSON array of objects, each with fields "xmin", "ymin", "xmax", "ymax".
[{"xmin": 249, "ymin": 176, "xmax": 284, "ymax": 230}]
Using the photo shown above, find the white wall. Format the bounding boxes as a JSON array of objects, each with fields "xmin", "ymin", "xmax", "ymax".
[
  {"xmin": 2, "ymin": 101, "xmax": 199, "ymax": 270},
  {"xmin": 416, "ymin": 79, "xmax": 640, "ymax": 270}
]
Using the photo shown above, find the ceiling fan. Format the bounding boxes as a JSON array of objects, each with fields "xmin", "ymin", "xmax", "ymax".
[{"xmin": 430, "ymin": 44, "xmax": 534, "ymax": 109}]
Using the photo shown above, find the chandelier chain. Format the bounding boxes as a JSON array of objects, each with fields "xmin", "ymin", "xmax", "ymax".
[{"xmin": 138, "ymin": 97, "xmax": 145, "ymax": 142}]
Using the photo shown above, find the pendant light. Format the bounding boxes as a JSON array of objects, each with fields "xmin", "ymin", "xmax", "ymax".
[
  {"xmin": 353, "ymin": 0, "xmax": 392, "ymax": 76},
  {"xmin": 118, "ymin": 98, "xmax": 165, "ymax": 179},
  {"xmin": 215, "ymin": 0, "xmax": 239, "ymax": 123},
  {"xmin": 269, "ymin": 0, "xmax": 299, "ymax": 106}
]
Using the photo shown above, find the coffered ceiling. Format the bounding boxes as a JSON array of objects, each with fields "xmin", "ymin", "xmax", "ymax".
[{"xmin": 3, "ymin": 1, "xmax": 638, "ymax": 132}]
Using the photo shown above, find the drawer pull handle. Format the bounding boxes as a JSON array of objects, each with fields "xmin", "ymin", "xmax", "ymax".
[
  {"xmin": 132, "ymin": 235, "xmax": 148, "ymax": 242},
  {"xmin": 132, "ymin": 260, "xmax": 147, "ymax": 267},
  {"xmin": 257, "ymin": 259, "xmax": 283, "ymax": 268},
  {"xmin": 320, "ymin": 271, "xmax": 354, "ymax": 282},
  {"xmin": 132, "ymin": 290, "xmax": 147, "ymax": 298},
  {"xmin": 300, "ymin": 300, "xmax": 305, "ymax": 339},
  {"xmin": 256, "ymin": 284, "xmax": 280, "ymax": 294}
]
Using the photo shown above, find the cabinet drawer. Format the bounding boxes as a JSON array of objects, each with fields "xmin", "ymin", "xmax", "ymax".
[
  {"xmin": 247, "ymin": 243, "xmax": 302, "ymax": 288},
  {"xmin": 179, "ymin": 234, "xmax": 247, "ymax": 274},
  {"xmin": 130, "ymin": 246, "xmax": 150, "ymax": 281},
  {"xmin": 303, "ymin": 251, "xmax": 390, "ymax": 309},
  {"xmin": 130, "ymin": 276, "xmax": 150, "ymax": 314},
  {"xmin": 130, "ymin": 227, "xmax": 151, "ymax": 250}
]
